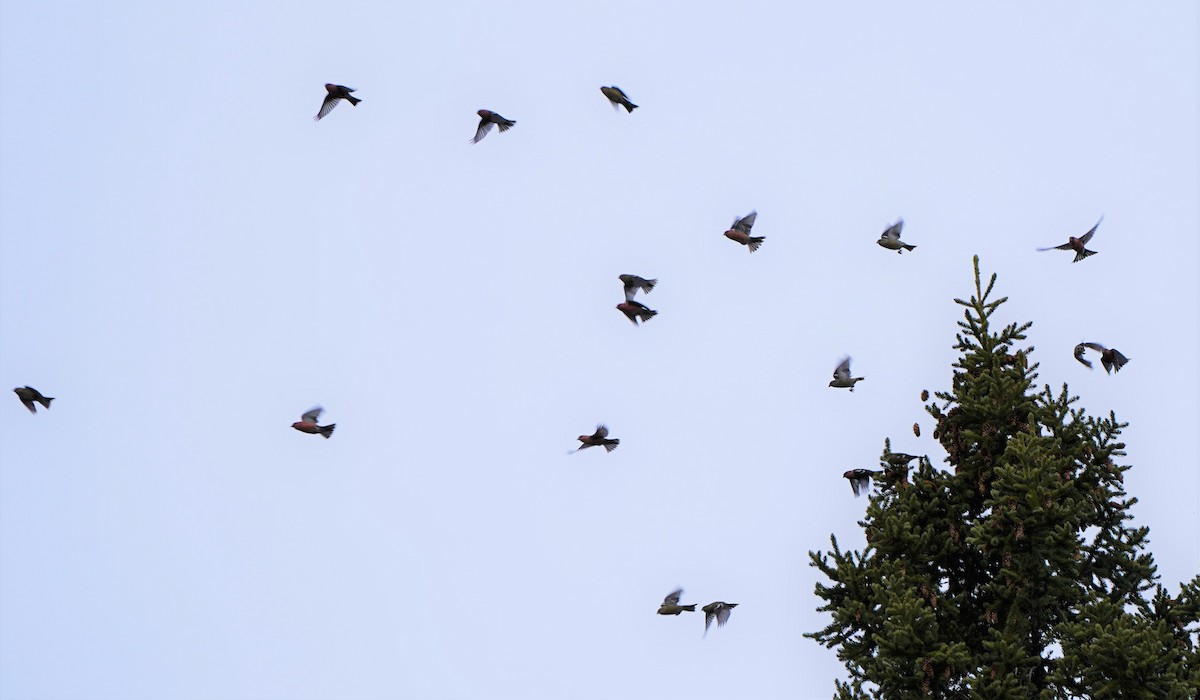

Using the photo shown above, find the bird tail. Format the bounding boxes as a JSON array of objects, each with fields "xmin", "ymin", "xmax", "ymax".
[
  {"xmin": 747, "ymin": 237, "xmax": 765, "ymax": 253},
  {"xmin": 37, "ymin": 397, "xmax": 54, "ymax": 409},
  {"xmin": 346, "ymin": 96, "xmax": 361, "ymax": 106},
  {"xmin": 1073, "ymin": 249, "xmax": 1098, "ymax": 263},
  {"xmin": 682, "ymin": 604, "xmax": 697, "ymax": 612},
  {"xmin": 603, "ymin": 439, "xmax": 620, "ymax": 452},
  {"xmin": 320, "ymin": 423, "xmax": 336, "ymax": 439},
  {"xmin": 902, "ymin": 243, "xmax": 916, "ymax": 251},
  {"xmin": 624, "ymin": 102, "xmax": 638, "ymax": 113}
]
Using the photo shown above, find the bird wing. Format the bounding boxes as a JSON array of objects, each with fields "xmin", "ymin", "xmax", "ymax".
[
  {"xmin": 18, "ymin": 396, "xmax": 36, "ymax": 414},
  {"xmin": 833, "ymin": 357, "xmax": 852, "ymax": 380},
  {"xmin": 663, "ymin": 588, "xmax": 683, "ymax": 606},
  {"xmin": 732, "ymin": 211, "xmax": 758, "ymax": 234},
  {"xmin": 1037, "ymin": 242, "xmax": 1074, "ymax": 251},
  {"xmin": 715, "ymin": 604, "xmax": 733, "ymax": 627},
  {"xmin": 1078, "ymin": 216, "xmax": 1103, "ymax": 245},
  {"xmin": 881, "ymin": 220, "xmax": 903, "ymax": 240},
  {"xmin": 471, "ymin": 119, "xmax": 495, "ymax": 143},
  {"xmin": 301, "ymin": 406, "xmax": 324, "ymax": 423},
  {"xmin": 619, "ymin": 275, "xmax": 639, "ymax": 301},
  {"xmin": 1073, "ymin": 344, "xmax": 1094, "ymax": 368},
  {"xmin": 1081, "ymin": 342, "xmax": 1107, "ymax": 353},
  {"xmin": 1109, "ymin": 349, "xmax": 1129, "ymax": 370},
  {"xmin": 315, "ymin": 94, "xmax": 340, "ymax": 121},
  {"xmin": 593, "ymin": 424, "xmax": 609, "ymax": 439}
]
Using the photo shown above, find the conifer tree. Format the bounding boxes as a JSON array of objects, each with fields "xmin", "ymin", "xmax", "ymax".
[{"xmin": 808, "ymin": 258, "xmax": 1199, "ymax": 698}]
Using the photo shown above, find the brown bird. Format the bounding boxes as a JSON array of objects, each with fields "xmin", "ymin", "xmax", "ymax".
[
  {"xmin": 314, "ymin": 84, "xmax": 361, "ymax": 122},
  {"xmin": 575, "ymin": 424, "xmax": 619, "ymax": 452},
  {"xmin": 13, "ymin": 386, "xmax": 53, "ymax": 414},
  {"xmin": 843, "ymin": 469, "xmax": 881, "ymax": 497},
  {"xmin": 1037, "ymin": 217, "xmax": 1102, "ymax": 262},
  {"xmin": 292, "ymin": 406, "xmax": 336, "ymax": 438},
  {"xmin": 657, "ymin": 588, "xmax": 696, "ymax": 615},
  {"xmin": 702, "ymin": 602, "xmax": 739, "ymax": 636},
  {"xmin": 471, "ymin": 110, "xmax": 516, "ymax": 143},
  {"xmin": 616, "ymin": 300, "xmax": 658, "ymax": 326},
  {"xmin": 724, "ymin": 211, "xmax": 764, "ymax": 252},
  {"xmin": 600, "ymin": 86, "xmax": 638, "ymax": 113},
  {"xmin": 1074, "ymin": 342, "xmax": 1130, "ymax": 374},
  {"xmin": 619, "ymin": 274, "xmax": 657, "ymax": 302}
]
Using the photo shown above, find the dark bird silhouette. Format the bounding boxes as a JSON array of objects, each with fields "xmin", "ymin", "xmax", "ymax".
[
  {"xmin": 657, "ymin": 588, "xmax": 696, "ymax": 615},
  {"xmin": 1037, "ymin": 217, "xmax": 1102, "ymax": 262},
  {"xmin": 471, "ymin": 110, "xmax": 516, "ymax": 144},
  {"xmin": 724, "ymin": 211, "xmax": 764, "ymax": 252},
  {"xmin": 843, "ymin": 469, "xmax": 881, "ymax": 497},
  {"xmin": 882, "ymin": 452, "xmax": 921, "ymax": 469},
  {"xmin": 702, "ymin": 602, "xmax": 738, "ymax": 636},
  {"xmin": 291, "ymin": 406, "xmax": 336, "ymax": 438},
  {"xmin": 600, "ymin": 86, "xmax": 638, "ymax": 113},
  {"xmin": 1074, "ymin": 342, "xmax": 1130, "ymax": 374},
  {"xmin": 315, "ymin": 84, "xmax": 360, "ymax": 121},
  {"xmin": 619, "ymin": 274, "xmax": 657, "ymax": 302},
  {"xmin": 616, "ymin": 300, "xmax": 658, "ymax": 326},
  {"xmin": 575, "ymin": 424, "xmax": 619, "ymax": 453},
  {"xmin": 13, "ymin": 386, "xmax": 53, "ymax": 414}
]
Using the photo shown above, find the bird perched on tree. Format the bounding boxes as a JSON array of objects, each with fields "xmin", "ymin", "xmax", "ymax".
[
  {"xmin": 877, "ymin": 219, "xmax": 916, "ymax": 253},
  {"xmin": 600, "ymin": 86, "xmax": 638, "ymax": 113},
  {"xmin": 13, "ymin": 386, "xmax": 53, "ymax": 414},
  {"xmin": 702, "ymin": 601, "xmax": 738, "ymax": 636},
  {"xmin": 723, "ymin": 211, "xmax": 764, "ymax": 252},
  {"xmin": 1037, "ymin": 217, "xmax": 1102, "ymax": 262},
  {"xmin": 1074, "ymin": 342, "xmax": 1130, "ymax": 374},
  {"xmin": 843, "ymin": 469, "xmax": 881, "ymax": 497},
  {"xmin": 619, "ymin": 274, "xmax": 657, "ymax": 301},
  {"xmin": 314, "ymin": 84, "xmax": 361, "ymax": 121},
  {"xmin": 882, "ymin": 452, "xmax": 921, "ymax": 469},
  {"xmin": 470, "ymin": 110, "xmax": 516, "ymax": 144},
  {"xmin": 616, "ymin": 300, "xmax": 658, "ymax": 326},
  {"xmin": 829, "ymin": 357, "xmax": 865, "ymax": 391},
  {"xmin": 657, "ymin": 588, "xmax": 696, "ymax": 615},
  {"xmin": 291, "ymin": 406, "xmax": 336, "ymax": 438},
  {"xmin": 575, "ymin": 424, "xmax": 619, "ymax": 453}
]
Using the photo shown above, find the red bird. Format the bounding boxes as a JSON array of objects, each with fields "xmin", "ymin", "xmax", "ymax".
[
  {"xmin": 1038, "ymin": 217, "xmax": 1102, "ymax": 262},
  {"xmin": 617, "ymin": 300, "xmax": 658, "ymax": 326},
  {"xmin": 292, "ymin": 406, "xmax": 336, "ymax": 438},
  {"xmin": 724, "ymin": 211, "xmax": 764, "ymax": 252},
  {"xmin": 314, "ymin": 84, "xmax": 361, "ymax": 122},
  {"xmin": 575, "ymin": 424, "xmax": 619, "ymax": 453}
]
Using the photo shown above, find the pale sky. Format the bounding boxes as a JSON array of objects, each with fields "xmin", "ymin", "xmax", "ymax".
[{"xmin": 1, "ymin": 2, "xmax": 1196, "ymax": 699}]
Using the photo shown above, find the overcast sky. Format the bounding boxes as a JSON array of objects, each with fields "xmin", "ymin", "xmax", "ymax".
[{"xmin": 1, "ymin": 2, "xmax": 1196, "ymax": 699}]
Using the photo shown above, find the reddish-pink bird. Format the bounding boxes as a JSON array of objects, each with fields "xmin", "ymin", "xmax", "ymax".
[
  {"xmin": 724, "ymin": 211, "xmax": 764, "ymax": 252},
  {"xmin": 292, "ymin": 406, "xmax": 336, "ymax": 438},
  {"xmin": 1038, "ymin": 217, "xmax": 1102, "ymax": 262}
]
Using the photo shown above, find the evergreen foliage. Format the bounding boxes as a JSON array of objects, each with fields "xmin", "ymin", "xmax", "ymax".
[{"xmin": 808, "ymin": 258, "xmax": 1199, "ymax": 698}]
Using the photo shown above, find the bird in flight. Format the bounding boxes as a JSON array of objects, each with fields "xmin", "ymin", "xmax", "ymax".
[
  {"xmin": 1037, "ymin": 217, "xmax": 1102, "ymax": 262},
  {"xmin": 702, "ymin": 601, "xmax": 739, "ymax": 636},
  {"xmin": 657, "ymin": 588, "xmax": 697, "ymax": 615},
  {"xmin": 616, "ymin": 299, "xmax": 658, "ymax": 326},
  {"xmin": 619, "ymin": 274, "xmax": 657, "ymax": 302},
  {"xmin": 292, "ymin": 406, "xmax": 336, "ymax": 438},
  {"xmin": 574, "ymin": 424, "xmax": 619, "ymax": 453},
  {"xmin": 314, "ymin": 84, "xmax": 361, "ymax": 121},
  {"xmin": 13, "ymin": 386, "xmax": 54, "ymax": 414},
  {"xmin": 723, "ymin": 211, "xmax": 764, "ymax": 252},
  {"xmin": 829, "ymin": 357, "xmax": 865, "ymax": 391},
  {"xmin": 877, "ymin": 219, "xmax": 916, "ymax": 253},
  {"xmin": 471, "ymin": 110, "xmax": 516, "ymax": 144},
  {"xmin": 843, "ymin": 468, "xmax": 882, "ymax": 497},
  {"xmin": 600, "ymin": 86, "xmax": 638, "ymax": 113},
  {"xmin": 1074, "ymin": 342, "xmax": 1130, "ymax": 374}
]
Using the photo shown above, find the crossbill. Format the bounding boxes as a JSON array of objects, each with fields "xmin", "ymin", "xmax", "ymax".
[
  {"xmin": 600, "ymin": 86, "xmax": 638, "ymax": 113},
  {"xmin": 618, "ymin": 274, "xmax": 657, "ymax": 302},
  {"xmin": 1037, "ymin": 217, "xmax": 1102, "ymax": 262},
  {"xmin": 724, "ymin": 211, "xmax": 764, "ymax": 252},
  {"xmin": 843, "ymin": 468, "xmax": 882, "ymax": 497},
  {"xmin": 702, "ymin": 602, "xmax": 738, "ymax": 636},
  {"xmin": 575, "ymin": 424, "xmax": 619, "ymax": 452},
  {"xmin": 828, "ymin": 357, "xmax": 865, "ymax": 391},
  {"xmin": 657, "ymin": 588, "xmax": 696, "ymax": 615},
  {"xmin": 292, "ymin": 406, "xmax": 336, "ymax": 438},
  {"xmin": 877, "ymin": 219, "xmax": 916, "ymax": 253},
  {"xmin": 616, "ymin": 300, "xmax": 658, "ymax": 326},
  {"xmin": 315, "ymin": 84, "xmax": 360, "ymax": 122},
  {"xmin": 471, "ymin": 110, "xmax": 516, "ymax": 144},
  {"xmin": 13, "ymin": 386, "xmax": 53, "ymax": 414},
  {"xmin": 1074, "ymin": 342, "xmax": 1130, "ymax": 374}
]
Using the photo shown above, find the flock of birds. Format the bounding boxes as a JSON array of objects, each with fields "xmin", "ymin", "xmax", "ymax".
[{"xmin": 9, "ymin": 81, "xmax": 1133, "ymax": 637}]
